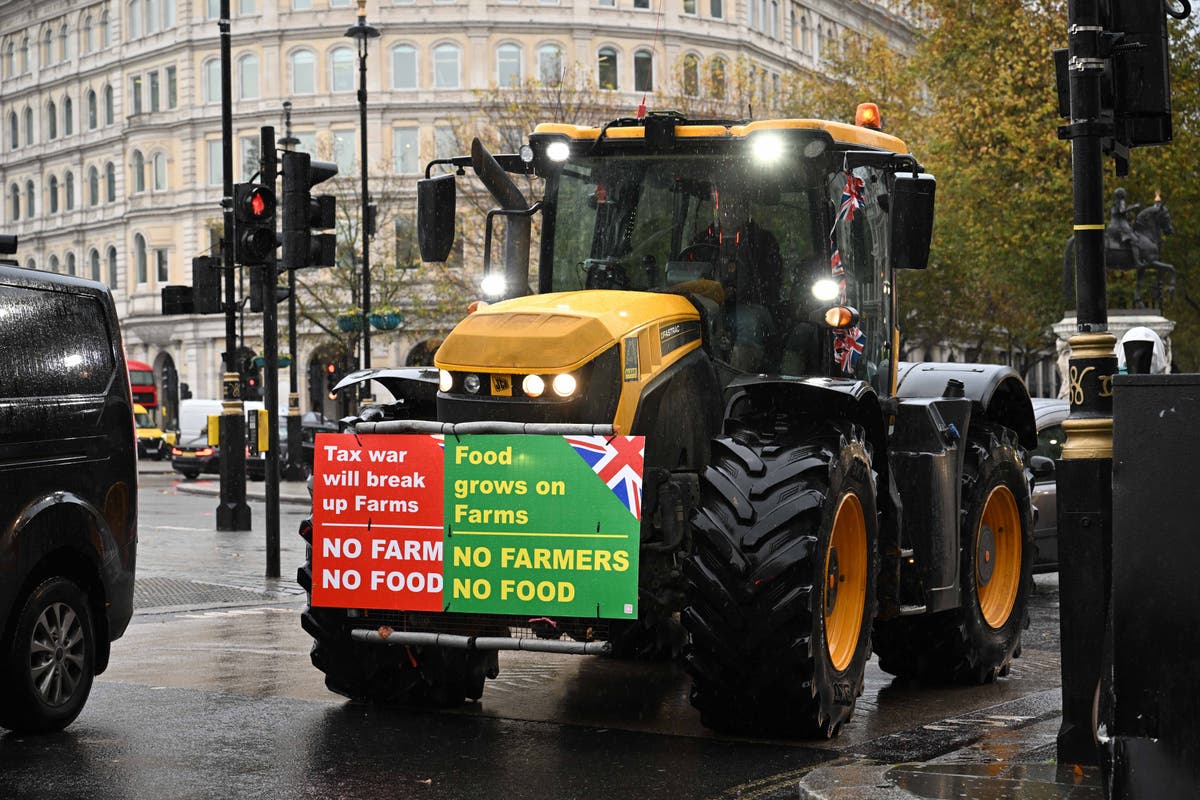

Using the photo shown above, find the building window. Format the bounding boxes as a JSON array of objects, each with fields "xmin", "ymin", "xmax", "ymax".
[
  {"xmin": 207, "ymin": 140, "xmax": 223, "ymax": 185},
  {"xmin": 23, "ymin": 35, "xmax": 31, "ymax": 72},
  {"xmin": 497, "ymin": 43, "xmax": 521, "ymax": 88},
  {"xmin": 153, "ymin": 153, "xmax": 167, "ymax": 191},
  {"xmin": 156, "ymin": 249, "xmax": 169, "ymax": 282},
  {"xmin": 710, "ymin": 0, "xmax": 723, "ymax": 19},
  {"xmin": 25, "ymin": 180, "xmax": 35, "ymax": 218},
  {"xmin": 49, "ymin": 175, "xmax": 59, "ymax": 213},
  {"xmin": 203, "ymin": 59, "xmax": 219, "ymax": 103},
  {"xmin": 149, "ymin": 71, "xmax": 161, "ymax": 111},
  {"xmin": 63, "ymin": 96, "xmax": 73, "ymax": 135},
  {"xmin": 131, "ymin": 75, "xmax": 144, "ymax": 114},
  {"xmin": 23, "ymin": 108, "xmax": 34, "ymax": 145},
  {"xmin": 8, "ymin": 184, "xmax": 17, "ymax": 222},
  {"xmin": 294, "ymin": 132, "xmax": 316, "ymax": 153},
  {"xmin": 135, "ymin": 234, "xmax": 147, "ymax": 283},
  {"xmin": 634, "ymin": 49, "xmax": 653, "ymax": 92},
  {"xmin": 100, "ymin": 11, "xmax": 111, "ymax": 47},
  {"xmin": 87, "ymin": 90, "xmax": 98, "ymax": 129},
  {"xmin": 598, "ymin": 0, "xmax": 614, "ymax": 6},
  {"xmin": 4, "ymin": 41, "xmax": 14, "ymax": 77},
  {"xmin": 710, "ymin": 56, "xmax": 726, "ymax": 99},
  {"xmin": 770, "ymin": 0, "xmax": 779, "ymax": 37},
  {"xmin": 7, "ymin": 112, "xmax": 16, "ymax": 149},
  {"xmin": 393, "ymin": 127, "xmax": 418, "ymax": 174},
  {"xmin": 65, "ymin": 171, "xmax": 75, "ymax": 209},
  {"xmin": 434, "ymin": 125, "xmax": 456, "ymax": 159},
  {"xmin": 146, "ymin": 0, "xmax": 161, "ymax": 35},
  {"xmin": 682, "ymin": 53, "xmax": 699, "ymax": 97},
  {"xmin": 392, "ymin": 45, "xmax": 417, "ymax": 89},
  {"xmin": 107, "ymin": 246, "xmax": 118, "ymax": 288},
  {"xmin": 47, "ymin": 101, "xmax": 58, "ymax": 140},
  {"xmin": 165, "ymin": 0, "xmax": 177, "ymax": 29},
  {"xmin": 333, "ymin": 130, "xmax": 355, "ymax": 173},
  {"xmin": 293, "ymin": 0, "xmax": 312, "ymax": 8},
  {"xmin": 48, "ymin": 255, "xmax": 59, "ymax": 273},
  {"xmin": 240, "ymin": 135, "xmax": 260, "ymax": 180},
  {"xmin": 90, "ymin": 249, "xmax": 101, "ymax": 281},
  {"xmin": 538, "ymin": 44, "xmax": 562, "ymax": 86},
  {"xmin": 239, "ymin": 54, "xmax": 259, "ymax": 99},
  {"xmin": 206, "ymin": 0, "xmax": 220, "ymax": 18},
  {"xmin": 634, "ymin": 0, "xmax": 649, "ymax": 7},
  {"xmin": 106, "ymin": 162, "xmax": 116, "ymax": 202},
  {"xmin": 801, "ymin": 14, "xmax": 809, "ymax": 53},
  {"xmin": 166, "ymin": 66, "xmax": 177, "ymax": 108},
  {"xmin": 433, "ymin": 43, "xmax": 461, "ymax": 89},
  {"xmin": 89, "ymin": 166, "xmax": 100, "ymax": 205},
  {"xmin": 41, "ymin": 29, "xmax": 53, "ymax": 67},
  {"xmin": 684, "ymin": 0, "xmax": 696, "ymax": 13},
  {"xmin": 104, "ymin": 85, "xmax": 114, "ymax": 124},
  {"xmin": 597, "ymin": 47, "xmax": 618, "ymax": 90},
  {"xmin": 331, "ymin": 47, "xmax": 354, "ymax": 92},
  {"xmin": 132, "ymin": 150, "xmax": 146, "ymax": 193},
  {"xmin": 238, "ymin": 0, "xmax": 255, "ymax": 14},
  {"xmin": 128, "ymin": 1, "xmax": 142, "ymax": 39},
  {"xmin": 66, "ymin": 252, "xmax": 76, "ymax": 276},
  {"xmin": 290, "ymin": 50, "xmax": 315, "ymax": 94}
]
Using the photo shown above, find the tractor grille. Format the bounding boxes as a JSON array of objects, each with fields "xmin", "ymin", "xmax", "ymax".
[{"xmin": 351, "ymin": 610, "xmax": 612, "ymax": 643}]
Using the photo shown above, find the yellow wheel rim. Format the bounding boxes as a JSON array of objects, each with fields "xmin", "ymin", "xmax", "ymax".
[
  {"xmin": 976, "ymin": 485, "xmax": 1022, "ymax": 629},
  {"xmin": 824, "ymin": 493, "xmax": 867, "ymax": 672}
]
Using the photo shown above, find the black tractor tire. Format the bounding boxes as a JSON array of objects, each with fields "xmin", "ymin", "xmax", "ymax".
[
  {"xmin": 682, "ymin": 421, "xmax": 879, "ymax": 738},
  {"xmin": 0, "ymin": 578, "xmax": 97, "ymax": 733},
  {"xmin": 873, "ymin": 423, "xmax": 1033, "ymax": 684}
]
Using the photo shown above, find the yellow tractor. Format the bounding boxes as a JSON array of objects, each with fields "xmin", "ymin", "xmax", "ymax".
[{"xmin": 300, "ymin": 109, "xmax": 1036, "ymax": 737}]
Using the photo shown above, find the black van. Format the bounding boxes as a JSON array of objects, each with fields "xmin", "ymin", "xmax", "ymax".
[{"xmin": 0, "ymin": 262, "xmax": 138, "ymax": 733}]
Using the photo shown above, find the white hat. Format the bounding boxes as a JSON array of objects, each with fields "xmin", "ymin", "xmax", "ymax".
[{"xmin": 1115, "ymin": 326, "xmax": 1169, "ymax": 374}]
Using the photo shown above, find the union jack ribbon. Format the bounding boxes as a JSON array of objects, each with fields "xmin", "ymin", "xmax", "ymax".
[
  {"xmin": 837, "ymin": 171, "xmax": 865, "ymax": 224},
  {"xmin": 563, "ymin": 435, "xmax": 645, "ymax": 521},
  {"xmin": 833, "ymin": 326, "xmax": 866, "ymax": 374}
]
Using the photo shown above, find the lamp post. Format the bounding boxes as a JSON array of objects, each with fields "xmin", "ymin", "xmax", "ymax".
[
  {"xmin": 345, "ymin": 0, "xmax": 380, "ymax": 402},
  {"xmin": 278, "ymin": 101, "xmax": 306, "ymax": 482}
]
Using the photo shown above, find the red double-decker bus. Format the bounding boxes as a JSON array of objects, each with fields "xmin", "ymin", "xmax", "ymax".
[{"xmin": 127, "ymin": 359, "xmax": 157, "ymax": 410}]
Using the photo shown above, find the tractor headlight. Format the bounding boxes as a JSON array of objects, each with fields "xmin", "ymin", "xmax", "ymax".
[
  {"xmin": 439, "ymin": 370, "xmax": 454, "ymax": 392},
  {"xmin": 522, "ymin": 374, "xmax": 545, "ymax": 397},
  {"xmin": 546, "ymin": 140, "xmax": 571, "ymax": 162},
  {"xmin": 463, "ymin": 374, "xmax": 482, "ymax": 394},
  {"xmin": 751, "ymin": 133, "xmax": 785, "ymax": 164},
  {"xmin": 551, "ymin": 373, "xmax": 578, "ymax": 398},
  {"xmin": 812, "ymin": 278, "xmax": 841, "ymax": 302},
  {"xmin": 481, "ymin": 273, "xmax": 506, "ymax": 298}
]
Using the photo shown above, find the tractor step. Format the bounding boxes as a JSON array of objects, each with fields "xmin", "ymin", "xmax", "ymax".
[{"xmin": 898, "ymin": 604, "xmax": 927, "ymax": 616}]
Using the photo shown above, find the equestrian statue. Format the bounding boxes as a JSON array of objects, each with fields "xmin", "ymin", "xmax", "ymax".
[{"xmin": 1063, "ymin": 188, "xmax": 1176, "ymax": 311}]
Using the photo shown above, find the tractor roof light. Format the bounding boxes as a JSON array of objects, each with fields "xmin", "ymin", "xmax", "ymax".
[
  {"xmin": 481, "ymin": 273, "xmax": 506, "ymax": 298},
  {"xmin": 751, "ymin": 133, "xmax": 786, "ymax": 164},
  {"xmin": 545, "ymin": 140, "xmax": 571, "ymax": 163},
  {"xmin": 855, "ymin": 103, "xmax": 882, "ymax": 131}
]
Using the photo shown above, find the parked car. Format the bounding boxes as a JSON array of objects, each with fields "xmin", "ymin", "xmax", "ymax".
[
  {"xmin": 1030, "ymin": 397, "xmax": 1070, "ymax": 573},
  {"xmin": 0, "ymin": 263, "xmax": 138, "ymax": 733},
  {"xmin": 170, "ymin": 432, "xmax": 220, "ymax": 480},
  {"xmin": 246, "ymin": 412, "xmax": 338, "ymax": 481},
  {"xmin": 134, "ymin": 403, "xmax": 168, "ymax": 460}
]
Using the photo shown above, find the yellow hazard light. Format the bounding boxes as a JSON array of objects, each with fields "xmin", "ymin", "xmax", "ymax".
[
  {"xmin": 824, "ymin": 306, "xmax": 860, "ymax": 328},
  {"xmin": 855, "ymin": 103, "xmax": 882, "ymax": 131},
  {"xmin": 467, "ymin": 300, "xmax": 490, "ymax": 314}
]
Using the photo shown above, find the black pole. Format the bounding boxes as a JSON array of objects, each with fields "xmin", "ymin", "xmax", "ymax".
[
  {"xmin": 279, "ymin": 102, "xmax": 305, "ymax": 482},
  {"xmin": 1056, "ymin": 0, "xmax": 1116, "ymax": 767},
  {"xmin": 260, "ymin": 126, "xmax": 281, "ymax": 579},
  {"xmin": 216, "ymin": 0, "xmax": 250, "ymax": 532}
]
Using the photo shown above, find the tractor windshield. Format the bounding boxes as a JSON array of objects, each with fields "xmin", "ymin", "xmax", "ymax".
[{"xmin": 545, "ymin": 149, "xmax": 891, "ymax": 385}]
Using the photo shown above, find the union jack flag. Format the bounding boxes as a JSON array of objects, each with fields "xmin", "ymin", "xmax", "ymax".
[
  {"xmin": 430, "ymin": 434, "xmax": 445, "ymax": 450},
  {"xmin": 837, "ymin": 171, "xmax": 865, "ymax": 224},
  {"xmin": 563, "ymin": 435, "xmax": 645, "ymax": 521},
  {"xmin": 830, "ymin": 249, "xmax": 847, "ymax": 299},
  {"xmin": 833, "ymin": 327, "xmax": 866, "ymax": 374}
]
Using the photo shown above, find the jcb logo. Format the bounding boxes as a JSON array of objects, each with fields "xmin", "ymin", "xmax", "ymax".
[{"xmin": 491, "ymin": 375, "xmax": 511, "ymax": 395}]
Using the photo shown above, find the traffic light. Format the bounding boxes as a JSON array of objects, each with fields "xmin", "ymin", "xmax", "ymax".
[
  {"xmin": 234, "ymin": 183, "xmax": 278, "ymax": 266},
  {"xmin": 161, "ymin": 256, "xmax": 222, "ymax": 315},
  {"xmin": 242, "ymin": 351, "xmax": 263, "ymax": 401},
  {"xmin": 249, "ymin": 264, "xmax": 292, "ymax": 313},
  {"xmin": 281, "ymin": 151, "xmax": 338, "ymax": 270},
  {"xmin": 325, "ymin": 362, "xmax": 341, "ymax": 400},
  {"xmin": 1107, "ymin": 0, "xmax": 1174, "ymax": 148}
]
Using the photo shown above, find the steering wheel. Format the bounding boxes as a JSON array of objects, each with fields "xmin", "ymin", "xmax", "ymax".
[{"xmin": 677, "ymin": 243, "xmax": 720, "ymax": 264}]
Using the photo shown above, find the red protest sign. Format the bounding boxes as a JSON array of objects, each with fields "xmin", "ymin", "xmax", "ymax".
[{"xmin": 311, "ymin": 433, "xmax": 445, "ymax": 610}]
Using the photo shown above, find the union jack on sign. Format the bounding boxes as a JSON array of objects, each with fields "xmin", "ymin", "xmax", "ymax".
[{"xmin": 563, "ymin": 435, "xmax": 645, "ymax": 521}]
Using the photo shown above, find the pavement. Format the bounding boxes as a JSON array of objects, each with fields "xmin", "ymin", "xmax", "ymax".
[{"xmin": 136, "ymin": 456, "xmax": 1109, "ymax": 799}]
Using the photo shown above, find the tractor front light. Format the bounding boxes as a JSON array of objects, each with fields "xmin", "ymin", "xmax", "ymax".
[
  {"xmin": 812, "ymin": 278, "xmax": 840, "ymax": 302},
  {"xmin": 439, "ymin": 370, "xmax": 454, "ymax": 392},
  {"xmin": 481, "ymin": 273, "xmax": 506, "ymax": 298},
  {"xmin": 522, "ymin": 374, "xmax": 545, "ymax": 397},
  {"xmin": 464, "ymin": 374, "xmax": 482, "ymax": 394},
  {"xmin": 552, "ymin": 373, "xmax": 578, "ymax": 398},
  {"xmin": 546, "ymin": 140, "xmax": 571, "ymax": 162}
]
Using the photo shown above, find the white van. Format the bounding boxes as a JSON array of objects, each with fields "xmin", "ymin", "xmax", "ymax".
[{"xmin": 176, "ymin": 398, "xmax": 267, "ymax": 441}]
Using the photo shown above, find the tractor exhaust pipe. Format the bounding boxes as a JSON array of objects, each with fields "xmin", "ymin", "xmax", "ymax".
[{"xmin": 471, "ymin": 138, "xmax": 531, "ymax": 299}]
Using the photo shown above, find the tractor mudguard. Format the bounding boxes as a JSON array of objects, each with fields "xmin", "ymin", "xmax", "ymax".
[
  {"xmin": 333, "ymin": 367, "xmax": 441, "ymax": 421},
  {"xmin": 895, "ymin": 362, "xmax": 1036, "ymax": 450}
]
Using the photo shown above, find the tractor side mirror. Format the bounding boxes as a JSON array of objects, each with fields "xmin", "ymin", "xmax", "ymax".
[
  {"xmin": 890, "ymin": 172, "xmax": 936, "ymax": 270},
  {"xmin": 417, "ymin": 173, "xmax": 457, "ymax": 262},
  {"xmin": 1029, "ymin": 455, "xmax": 1055, "ymax": 481}
]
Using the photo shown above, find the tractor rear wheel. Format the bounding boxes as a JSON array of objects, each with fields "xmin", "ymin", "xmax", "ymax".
[
  {"xmin": 874, "ymin": 423, "xmax": 1033, "ymax": 684},
  {"xmin": 682, "ymin": 421, "xmax": 878, "ymax": 737}
]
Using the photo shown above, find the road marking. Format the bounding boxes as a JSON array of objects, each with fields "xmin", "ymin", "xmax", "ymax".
[{"xmin": 154, "ymin": 525, "xmax": 215, "ymax": 532}]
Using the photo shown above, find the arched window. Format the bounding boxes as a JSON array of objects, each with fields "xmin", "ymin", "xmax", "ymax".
[
  {"xmin": 433, "ymin": 43, "xmax": 461, "ymax": 89},
  {"xmin": 49, "ymin": 255, "xmax": 59, "ymax": 273},
  {"xmin": 58, "ymin": 25, "xmax": 68, "ymax": 62},
  {"xmin": 4, "ymin": 41, "xmax": 15, "ymax": 77},
  {"xmin": 49, "ymin": 175, "xmax": 59, "ymax": 213},
  {"xmin": 6, "ymin": 112, "xmax": 15, "ymax": 149},
  {"xmin": 634, "ymin": 49, "xmax": 653, "ymax": 92},
  {"xmin": 104, "ymin": 85, "xmax": 114, "ymax": 125},
  {"xmin": 203, "ymin": 58, "xmax": 220, "ymax": 103},
  {"xmin": 107, "ymin": 245, "xmax": 118, "ymax": 288},
  {"xmin": 105, "ymin": 162, "xmax": 116, "ymax": 202},
  {"xmin": 87, "ymin": 90, "xmax": 98, "ymax": 129},
  {"xmin": 9, "ymin": 184, "xmax": 19, "ymax": 221},
  {"xmin": 801, "ymin": 15, "xmax": 809, "ymax": 54},
  {"xmin": 597, "ymin": 47, "xmax": 618, "ymax": 90},
  {"xmin": 770, "ymin": 0, "xmax": 778, "ymax": 37},
  {"xmin": 63, "ymin": 96, "xmax": 73, "ymax": 135},
  {"xmin": 128, "ymin": 1, "xmax": 142, "ymax": 39},
  {"xmin": 90, "ymin": 248, "xmax": 101, "ymax": 280},
  {"xmin": 47, "ymin": 100, "xmax": 58, "ymax": 140},
  {"xmin": 64, "ymin": 171, "xmax": 75, "ymax": 209},
  {"xmin": 66, "ymin": 252, "xmax": 76, "ymax": 276},
  {"xmin": 41, "ymin": 29, "xmax": 53, "ymax": 65},
  {"xmin": 238, "ymin": 53, "xmax": 259, "ymax": 99},
  {"xmin": 682, "ymin": 53, "xmax": 699, "ymax": 97},
  {"xmin": 23, "ymin": 107, "xmax": 34, "ymax": 144},
  {"xmin": 84, "ymin": 16, "xmax": 95, "ymax": 53},
  {"xmin": 330, "ymin": 46, "xmax": 353, "ymax": 92},
  {"xmin": 88, "ymin": 166, "xmax": 100, "ymax": 205},
  {"xmin": 538, "ymin": 44, "xmax": 562, "ymax": 87},
  {"xmin": 132, "ymin": 150, "xmax": 145, "ymax": 193},
  {"xmin": 153, "ymin": 152, "xmax": 167, "ymax": 191},
  {"xmin": 25, "ymin": 180, "xmax": 36, "ymax": 217},
  {"xmin": 134, "ymin": 234, "xmax": 147, "ymax": 283},
  {"xmin": 290, "ymin": 50, "xmax": 315, "ymax": 94},
  {"xmin": 709, "ymin": 56, "xmax": 726, "ymax": 99},
  {"xmin": 20, "ymin": 36, "xmax": 29, "ymax": 73},
  {"xmin": 496, "ymin": 43, "xmax": 521, "ymax": 88},
  {"xmin": 101, "ymin": 11, "xmax": 111, "ymax": 47},
  {"xmin": 391, "ymin": 45, "xmax": 417, "ymax": 89}
]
